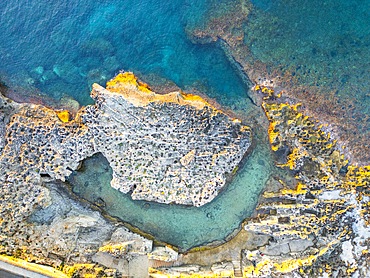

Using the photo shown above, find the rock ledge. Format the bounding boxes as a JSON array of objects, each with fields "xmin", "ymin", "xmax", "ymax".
[{"xmin": 1, "ymin": 72, "xmax": 251, "ymax": 207}]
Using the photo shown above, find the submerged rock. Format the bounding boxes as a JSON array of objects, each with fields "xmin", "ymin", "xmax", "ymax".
[
  {"xmin": 53, "ymin": 62, "xmax": 81, "ymax": 84},
  {"xmin": 103, "ymin": 55, "xmax": 120, "ymax": 73}
]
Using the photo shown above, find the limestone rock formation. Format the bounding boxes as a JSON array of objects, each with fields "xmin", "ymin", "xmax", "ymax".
[
  {"xmin": 89, "ymin": 73, "xmax": 251, "ymax": 206},
  {"xmin": 149, "ymin": 84, "xmax": 370, "ymax": 278},
  {"xmin": 2, "ymin": 73, "xmax": 369, "ymax": 277},
  {"xmin": 0, "ymin": 72, "xmax": 251, "ymax": 276},
  {"xmin": 0, "ymin": 72, "xmax": 251, "ymax": 207},
  {"xmin": 240, "ymin": 85, "xmax": 370, "ymax": 277}
]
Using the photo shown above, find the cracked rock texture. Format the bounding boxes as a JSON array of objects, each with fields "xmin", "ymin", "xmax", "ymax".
[
  {"xmin": 90, "ymin": 73, "xmax": 251, "ymax": 206},
  {"xmin": 1, "ymin": 72, "xmax": 369, "ymax": 277},
  {"xmin": 150, "ymin": 85, "xmax": 370, "ymax": 278}
]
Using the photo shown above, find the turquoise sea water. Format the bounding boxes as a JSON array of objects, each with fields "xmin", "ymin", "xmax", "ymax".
[
  {"xmin": 0, "ymin": 0, "xmax": 263, "ymax": 250},
  {"xmin": 0, "ymin": 0, "xmax": 252, "ymax": 109}
]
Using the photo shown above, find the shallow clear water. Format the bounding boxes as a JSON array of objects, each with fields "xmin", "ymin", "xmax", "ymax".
[
  {"xmin": 68, "ymin": 141, "xmax": 273, "ymax": 251},
  {"xmin": 0, "ymin": 0, "xmax": 252, "ymax": 109}
]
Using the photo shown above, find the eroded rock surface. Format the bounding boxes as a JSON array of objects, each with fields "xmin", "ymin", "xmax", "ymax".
[
  {"xmin": 6, "ymin": 70, "xmax": 368, "ymax": 277},
  {"xmin": 1, "ymin": 72, "xmax": 251, "ymax": 207},
  {"xmin": 240, "ymin": 85, "xmax": 370, "ymax": 277},
  {"xmin": 149, "ymin": 84, "xmax": 370, "ymax": 278},
  {"xmin": 89, "ymin": 73, "xmax": 251, "ymax": 206},
  {"xmin": 0, "ymin": 72, "xmax": 251, "ymax": 276}
]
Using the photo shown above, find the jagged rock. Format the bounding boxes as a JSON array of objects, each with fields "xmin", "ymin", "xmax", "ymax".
[{"xmin": 2, "ymin": 75, "xmax": 369, "ymax": 277}]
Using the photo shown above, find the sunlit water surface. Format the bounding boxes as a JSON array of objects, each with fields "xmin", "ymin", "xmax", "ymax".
[{"xmin": 0, "ymin": 0, "xmax": 252, "ymax": 109}]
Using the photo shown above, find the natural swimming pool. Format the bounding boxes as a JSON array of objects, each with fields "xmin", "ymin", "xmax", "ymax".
[{"xmin": 68, "ymin": 136, "xmax": 273, "ymax": 251}]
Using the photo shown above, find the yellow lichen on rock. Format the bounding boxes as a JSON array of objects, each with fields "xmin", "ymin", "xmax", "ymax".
[
  {"xmin": 63, "ymin": 263, "xmax": 107, "ymax": 278},
  {"xmin": 98, "ymin": 243, "xmax": 129, "ymax": 255},
  {"xmin": 242, "ymin": 95, "xmax": 370, "ymax": 276},
  {"xmin": 0, "ymin": 254, "xmax": 69, "ymax": 278},
  {"xmin": 278, "ymin": 147, "xmax": 308, "ymax": 170},
  {"xmin": 141, "ymin": 88, "xmax": 370, "ymax": 276},
  {"xmin": 346, "ymin": 165, "xmax": 370, "ymax": 188},
  {"xmin": 271, "ymin": 242, "xmax": 335, "ymax": 274},
  {"xmin": 56, "ymin": 110, "xmax": 70, "ymax": 122},
  {"xmin": 106, "ymin": 71, "xmax": 152, "ymax": 93},
  {"xmin": 262, "ymin": 102, "xmax": 302, "ymax": 152},
  {"xmin": 267, "ymin": 120, "xmax": 281, "ymax": 151},
  {"xmin": 104, "ymin": 72, "xmax": 220, "ymax": 111}
]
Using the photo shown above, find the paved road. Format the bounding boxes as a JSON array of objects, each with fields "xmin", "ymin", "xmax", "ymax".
[
  {"xmin": 0, "ymin": 260, "xmax": 50, "ymax": 278},
  {"xmin": 0, "ymin": 268, "xmax": 25, "ymax": 278}
]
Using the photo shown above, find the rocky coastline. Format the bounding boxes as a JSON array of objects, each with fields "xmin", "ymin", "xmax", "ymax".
[
  {"xmin": 0, "ymin": 72, "xmax": 253, "ymax": 277},
  {"xmin": 187, "ymin": 0, "xmax": 370, "ymax": 165},
  {"xmin": 1, "ymin": 1, "xmax": 369, "ymax": 277},
  {"xmin": 0, "ymin": 73, "xmax": 369, "ymax": 277}
]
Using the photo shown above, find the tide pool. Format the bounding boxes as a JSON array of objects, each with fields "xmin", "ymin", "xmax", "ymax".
[
  {"xmin": 0, "ymin": 0, "xmax": 271, "ymax": 251},
  {"xmin": 68, "ymin": 138, "xmax": 273, "ymax": 251}
]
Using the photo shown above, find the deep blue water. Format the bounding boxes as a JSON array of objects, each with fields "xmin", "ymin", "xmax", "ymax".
[{"xmin": 0, "ymin": 0, "xmax": 252, "ymax": 108}]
